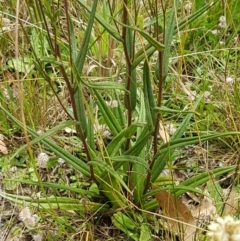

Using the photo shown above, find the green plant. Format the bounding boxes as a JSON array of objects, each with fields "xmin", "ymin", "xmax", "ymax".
[{"xmin": 0, "ymin": 0, "xmax": 240, "ymax": 240}]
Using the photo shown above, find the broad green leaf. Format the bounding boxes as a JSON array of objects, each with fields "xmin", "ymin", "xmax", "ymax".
[{"xmin": 140, "ymin": 223, "xmax": 151, "ymax": 241}]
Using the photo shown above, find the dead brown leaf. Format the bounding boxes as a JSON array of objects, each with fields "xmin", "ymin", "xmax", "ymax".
[
  {"xmin": 154, "ymin": 187, "xmax": 196, "ymax": 241},
  {"xmin": 0, "ymin": 139, "xmax": 8, "ymax": 155}
]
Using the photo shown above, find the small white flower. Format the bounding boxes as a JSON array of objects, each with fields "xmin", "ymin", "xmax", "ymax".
[
  {"xmin": 36, "ymin": 129, "xmax": 44, "ymax": 135},
  {"xmin": 2, "ymin": 88, "xmax": 10, "ymax": 99},
  {"xmin": 219, "ymin": 41, "xmax": 225, "ymax": 46},
  {"xmin": 9, "ymin": 166, "xmax": 18, "ymax": 173},
  {"xmin": 32, "ymin": 233, "xmax": 43, "ymax": 241},
  {"xmin": 96, "ymin": 124, "xmax": 105, "ymax": 132},
  {"xmin": 211, "ymin": 29, "xmax": 220, "ymax": 35},
  {"xmin": 218, "ymin": 16, "xmax": 227, "ymax": 29},
  {"xmin": 0, "ymin": 134, "xmax": 5, "ymax": 141},
  {"xmin": 208, "ymin": 216, "xmax": 240, "ymax": 241},
  {"xmin": 64, "ymin": 127, "xmax": 77, "ymax": 134},
  {"xmin": 102, "ymin": 130, "xmax": 111, "ymax": 138},
  {"xmin": 165, "ymin": 124, "xmax": 176, "ymax": 135},
  {"xmin": 95, "ymin": 125, "xmax": 111, "ymax": 138},
  {"xmin": 232, "ymin": 37, "xmax": 238, "ymax": 45},
  {"xmin": 184, "ymin": 2, "xmax": 192, "ymax": 15},
  {"xmin": 37, "ymin": 152, "xmax": 49, "ymax": 168},
  {"xmin": 2, "ymin": 26, "xmax": 12, "ymax": 32},
  {"xmin": 19, "ymin": 206, "xmax": 31, "ymax": 222},
  {"xmin": 19, "ymin": 206, "xmax": 38, "ymax": 227},
  {"xmin": 57, "ymin": 158, "xmax": 65, "ymax": 165},
  {"xmin": 190, "ymin": 90, "xmax": 197, "ymax": 100},
  {"xmin": 204, "ymin": 91, "xmax": 211, "ymax": 102},
  {"xmin": 118, "ymin": 78, "xmax": 123, "ymax": 84},
  {"xmin": 226, "ymin": 76, "xmax": 234, "ymax": 84},
  {"xmin": 106, "ymin": 100, "xmax": 118, "ymax": 108}
]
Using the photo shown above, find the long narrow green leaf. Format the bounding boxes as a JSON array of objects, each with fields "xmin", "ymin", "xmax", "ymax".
[
  {"xmin": 157, "ymin": 132, "xmax": 240, "ymax": 159},
  {"xmin": 125, "ymin": 68, "xmax": 137, "ymax": 111},
  {"xmin": 106, "ymin": 124, "xmax": 141, "ymax": 157},
  {"xmin": 89, "ymin": 160, "xmax": 131, "ymax": 194},
  {"xmin": 113, "ymin": 91, "xmax": 126, "ymax": 128},
  {"xmin": 93, "ymin": 89, "xmax": 122, "ymax": 136},
  {"xmin": 87, "ymin": 81, "xmax": 127, "ymax": 91},
  {"xmin": 0, "ymin": 105, "xmax": 90, "ymax": 177},
  {"xmin": 133, "ymin": 1, "xmax": 218, "ymax": 70},
  {"xmin": 154, "ymin": 106, "xmax": 199, "ymax": 114},
  {"xmin": 152, "ymin": 132, "xmax": 240, "ymax": 183},
  {"xmin": 124, "ymin": 17, "xmax": 137, "ymax": 111},
  {"xmin": 158, "ymin": 0, "xmax": 179, "ymax": 80},
  {"xmin": 151, "ymin": 95, "xmax": 201, "ymax": 182},
  {"xmin": 87, "ymin": 98, "xmax": 95, "ymax": 150},
  {"xmin": 124, "ymin": 125, "xmax": 152, "ymax": 156},
  {"xmin": 73, "ymin": 0, "xmax": 99, "ymax": 138},
  {"xmin": 75, "ymin": 0, "xmax": 98, "ymax": 72},
  {"xmin": 0, "ymin": 191, "xmax": 108, "ymax": 212},
  {"xmin": 143, "ymin": 166, "xmax": 236, "ymax": 211},
  {"xmin": 76, "ymin": 0, "xmax": 122, "ymax": 42},
  {"xmin": 69, "ymin": 17, "xmax": 78, "ymax": 61},
  {"xmin": 177, "ymin": 0, "xmax": 219, "ymax": 33},
  {"xmin": 12, "ymin": 120, "xmax": 78, "ymax": 158},
  {"xmin": 131, "ymin": 95, "xmax": 149, "ymax": 204},
  {"xmin": 112, "ymin": 155, "xmax": 149, "ymax": 169},
  {"xmin": 143, "ymin": 61, "xmax": 156, "ymax": 127},
  {"xmin": 132, "ymin": 45, "xmax": 155, "ymax": 70},
  {"xmin": 118, "ymin": 22, "xmax": 165, "ymax": 51},
  {"xmin": 11, "ymin": 179, "xmax": 99, "ymax": 197},
  {"xmin": 174, "ymin": 166, "xmax": 236, "ymax": 197}
]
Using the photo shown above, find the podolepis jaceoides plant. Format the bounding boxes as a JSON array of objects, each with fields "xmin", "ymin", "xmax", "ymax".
[{"xmin": 1, "ymin": 0, "xmax": 240, "ymax": 240}]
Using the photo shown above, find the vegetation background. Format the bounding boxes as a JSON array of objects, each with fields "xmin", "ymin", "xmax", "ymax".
[{"xmin": 0, "ymin": 0, "xmax": 240, "ymax": 240}]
